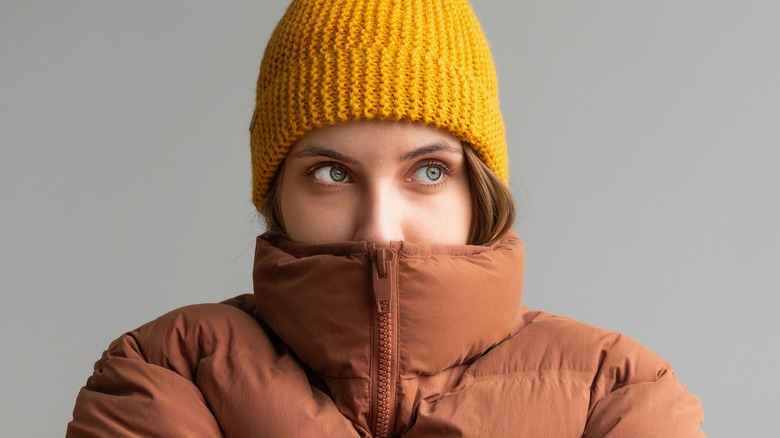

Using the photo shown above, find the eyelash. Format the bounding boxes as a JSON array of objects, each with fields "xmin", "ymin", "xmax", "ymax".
[
  {"xmin": 410, "ymin": 160, "xmax": 454, "ymax": 187},
  {"xmin": 302, "ymin": 162, "xmax": 352, "ymax": 186}
]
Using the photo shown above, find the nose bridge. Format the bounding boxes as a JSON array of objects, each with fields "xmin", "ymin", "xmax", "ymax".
[{"xmin": 355, "ymin": 181, "xmax": 403, "ymax": 244}]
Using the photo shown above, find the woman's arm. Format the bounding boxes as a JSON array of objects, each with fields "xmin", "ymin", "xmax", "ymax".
[
  {"xmin": 581, "ymin": 323, "xmax": 706, "ymax": 437},
  {"xmin": 67, "ymin": 330, "xmax": 223, "ymax": 437},
  {"xmin": 67, "ymin": 299, "xmax": 357, "ymax": 437},
  {"xmin": 583, "ymin": 373, "xmax": 705, "ymax": 437}
]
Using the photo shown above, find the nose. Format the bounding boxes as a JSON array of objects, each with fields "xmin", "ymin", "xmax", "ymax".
[{"xmin": 353, "ymin": 183, "xmax": 404, "ymax": 245}]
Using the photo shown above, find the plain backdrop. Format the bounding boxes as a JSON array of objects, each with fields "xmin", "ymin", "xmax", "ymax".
[{"xmin": 2, "ymin": 1, "xmax": 778, "ymax": 436}]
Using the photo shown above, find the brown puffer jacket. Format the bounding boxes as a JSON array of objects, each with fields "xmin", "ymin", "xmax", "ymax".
[{"xmin": 68, "ymin": 231, "xmax": 705, "ymax": 437}]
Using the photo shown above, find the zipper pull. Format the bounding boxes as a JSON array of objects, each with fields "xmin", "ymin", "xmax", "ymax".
[{"xmin": 372, "ymin": 248, "xmax": 394, "ymax": 314}]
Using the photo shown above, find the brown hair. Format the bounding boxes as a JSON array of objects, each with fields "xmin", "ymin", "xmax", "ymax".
[
  {"xmin": 260, "ymin": 143, "xmax": 515, "ymax": 245},
  {"xmin": 462, "ymin": 143, "xmax": 516, "ymax": 245}
]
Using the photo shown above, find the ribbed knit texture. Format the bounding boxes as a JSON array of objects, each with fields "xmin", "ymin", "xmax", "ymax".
[{"xmin": 250, "ymin": 0, "xmax": 507, "ymax": 208}]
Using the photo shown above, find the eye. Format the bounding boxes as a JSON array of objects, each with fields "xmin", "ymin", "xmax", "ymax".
[
  {"xmin": 411, "ymin": 164, "xmax": 445, "ymax": 184},
  {"xmin": 311, "ymin": 165, "xmax": 350, "ymax": 183}
]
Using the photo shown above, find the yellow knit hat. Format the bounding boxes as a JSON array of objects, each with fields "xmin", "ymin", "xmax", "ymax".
[{"xmin": 250, "ymin": 0, "xmax": 507, "ymax": 208}]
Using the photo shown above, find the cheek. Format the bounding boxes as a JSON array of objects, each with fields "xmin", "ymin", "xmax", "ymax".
[
  {"xmin": 446, "ymin": 190, "xmax": 472, "ymax": 243},
  {"xmin": 405, "ymin": 183, "xmax": 472, "ymax": 245},
  {"xmin": 278, "ymin": 180, "xmax": 355, "ymax": 243}
]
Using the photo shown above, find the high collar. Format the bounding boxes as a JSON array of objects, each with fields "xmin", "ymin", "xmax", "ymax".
[{"xmin": 252, "ymin": 231, "xmax": 526, "ymax": 379}]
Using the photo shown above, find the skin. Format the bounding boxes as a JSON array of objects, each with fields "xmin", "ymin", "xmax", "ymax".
[{"xmin": 278, "ymin": 119, "xmax": 472, "ymax": 245}]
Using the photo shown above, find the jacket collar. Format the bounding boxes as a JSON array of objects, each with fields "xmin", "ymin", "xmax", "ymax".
[{"xmin": 252, "ymin": 230, "xmax": 526, "ymax": 378}]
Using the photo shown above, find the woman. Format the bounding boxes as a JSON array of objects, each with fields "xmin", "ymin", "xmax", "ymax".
[{"xmin": 68, "ymin": 0, "xmax": 705, "ymax": 436}]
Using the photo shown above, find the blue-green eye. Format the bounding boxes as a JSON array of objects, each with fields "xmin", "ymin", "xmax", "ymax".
[
  {"xmin": 412, "ymin": 165, "xmax": 444, "ymax": 183},
  {"xmin": 312, "ymin": 165, "xmax": 349, "ymax": 183},
  {"xmin": 329, "ymin": 167, "xmax": 347, "ymax": 182}
]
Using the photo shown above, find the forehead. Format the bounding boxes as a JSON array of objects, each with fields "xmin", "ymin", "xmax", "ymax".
[{"xmin": 290, "ymin": 120, "xmax": 463, "ymax": 158}]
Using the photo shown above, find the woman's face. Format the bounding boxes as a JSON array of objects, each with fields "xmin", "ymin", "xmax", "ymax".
[{"xmin": 278, "ymin": 119, "xmax": 472, "ymax": 245}]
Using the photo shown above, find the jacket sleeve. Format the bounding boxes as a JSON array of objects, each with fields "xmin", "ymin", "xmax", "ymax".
[
  {"xmin": 66, "ymin": 329, "xmax": 223, "ymax": 437},
  {"xmin": 67, "ymin": 301, "xmax": 264, "ymax": 437},
  {"xmin": 581, "ymin": 329, "xmax": 705, "ymax": 437},
  {"xmin": 67, "ymin": 298, "xmax": 356, "ymax": 437}
]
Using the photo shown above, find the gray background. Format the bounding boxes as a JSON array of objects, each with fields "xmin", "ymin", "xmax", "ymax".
[{"xmin": 1, "ymin": 1, "xmax": 778, "ymax": 436}]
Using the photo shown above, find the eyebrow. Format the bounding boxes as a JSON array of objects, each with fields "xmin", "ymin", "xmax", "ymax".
[
  {"xmin": 292, "ymin": 142, "xmax": 461, "ymax": 164},
  {"xmin": 399, "ymin": 142, "xmax": 462, "ymax": 161},
  {"xmin": 292, "ymin": 146, "xmax": 359, "ymax": 164}
]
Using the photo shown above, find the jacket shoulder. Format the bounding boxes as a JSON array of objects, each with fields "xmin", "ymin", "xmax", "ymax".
[
  {"xmin": 462, "ymin": 310, "xmax": 705, "ymax": 436},
  {"xmin": 68, "ymin": 296, "xmax": 290, "ymax": 437},
  {"xmin": 94, "ymin": 296, "xmax": 273, "ymax": 374},
  {"xmin": 483, "ymin": 311, "xmax": 671, "ymax": 383}
]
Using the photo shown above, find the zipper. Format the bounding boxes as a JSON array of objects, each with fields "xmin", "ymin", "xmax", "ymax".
[{"xmin": 371, "ymin": 247, "xmax": 398, "ymax": 438}]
